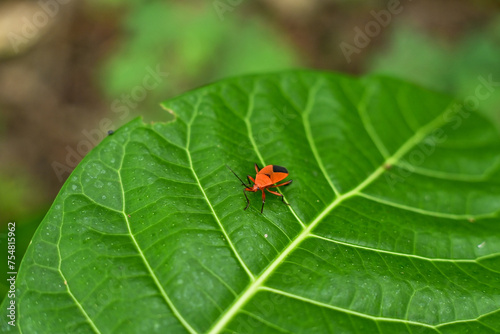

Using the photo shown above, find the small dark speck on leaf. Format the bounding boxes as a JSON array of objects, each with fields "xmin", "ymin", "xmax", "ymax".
[{"xmin": 107, "ymin": 130, "xmax": 114, "ymax": 135}]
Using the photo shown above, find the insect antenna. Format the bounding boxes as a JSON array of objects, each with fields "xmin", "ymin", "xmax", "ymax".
[{"xmin": 226, "ymin": 165, "xmax": 250, "ymax": 187}]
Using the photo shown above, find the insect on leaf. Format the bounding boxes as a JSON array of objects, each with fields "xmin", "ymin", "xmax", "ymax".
[{"xmin": 2, "ymin": 71, "xmax": 500, "ymax": 333}]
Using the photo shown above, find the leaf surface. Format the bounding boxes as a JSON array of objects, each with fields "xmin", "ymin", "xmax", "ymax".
[{"xmin": 3, "ymin": 71, "xmax": 500, "ymax": 333}]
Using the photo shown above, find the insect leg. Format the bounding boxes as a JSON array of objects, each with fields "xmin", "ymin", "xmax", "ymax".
[
  {"xmin": 261, "ymin": 190, "xmax": 266, "ymax": 213},
  {"xmin": 254, "ymin": 163, "xmax": 261, "ymax": 173},
  {"xmin": 270, "ymin": 180, "xmax": 293, "ymax": 188},
  {"xmin": 247, "ymin": 175, "xmax": 256, "ymax": 185},
  {"xmin": 243, "ymin": 189, "xmax": 250, "ymax": 210},
  {"xmin": 267, "ymin": 189, "xmax": 290, "ymax": 205}
]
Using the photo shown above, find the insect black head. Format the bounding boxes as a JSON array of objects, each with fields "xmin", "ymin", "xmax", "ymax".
[{"xmin": 272, "ymin": 165, "xmax": 288, "ymax": 173}]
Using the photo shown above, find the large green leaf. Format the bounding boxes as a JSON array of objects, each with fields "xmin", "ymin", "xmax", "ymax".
[{"xmin": 3, "ymin": 71, "xmax": 500, "ymax": 333}]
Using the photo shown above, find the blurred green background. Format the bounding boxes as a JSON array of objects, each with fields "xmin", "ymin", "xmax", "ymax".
[{"xmin": 0, "ymin": 0, "xmax": 499, "ymax": 300}]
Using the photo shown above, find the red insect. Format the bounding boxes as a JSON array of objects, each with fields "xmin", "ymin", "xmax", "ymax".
[{"xmin": 227, "ymin": 163, "xmax": 293, "ymax": 213}]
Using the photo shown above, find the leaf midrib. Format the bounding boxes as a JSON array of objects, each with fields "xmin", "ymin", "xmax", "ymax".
[{"xmin": 207, "ymin": 88, "xmax": 454, "ymax": 333}]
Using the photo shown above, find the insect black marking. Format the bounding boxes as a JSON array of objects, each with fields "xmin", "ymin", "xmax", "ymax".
[{"xmin": 272, "ymin": 165, "xmax": 288, "ymax": 173}]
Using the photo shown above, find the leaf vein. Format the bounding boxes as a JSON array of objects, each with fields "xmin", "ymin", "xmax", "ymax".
[
  {"xmin": 58, "ymin": 197, "xmax": 102, "ymax": 333},
  {"xmin": 358, "ymin": 193, "xmax": 494, "ymax": 220},
  {"xmin": 356, "ymin": 85, "xmax": 391, "ymax": 159},
  {"xmin": 279, "ymin": 77, "xmax": 341, "ymax": 197},
  {"xmin": 259, "ymin": 286, "xmax": 439, "ymax": 329},
  {"xmin": 118, "ymin": 138, "xmax": 198, "ymax": 334},
  {"xmin": 186, "ymin": 94, "xmax": 255, "ymax": 281},
  {"xmin": 242, "ymin": 83, "xmax": 307, "ymax": 228},
  {"xmin": 308, "ymin": 234, "xmax": 481, "ymax": 263}
]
